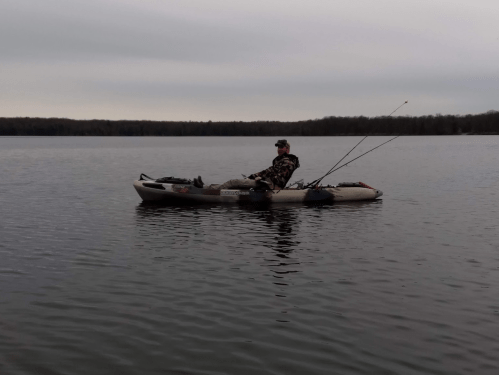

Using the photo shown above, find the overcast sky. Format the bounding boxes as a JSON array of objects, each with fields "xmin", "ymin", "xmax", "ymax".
[{"xmin": 1, "ymin": 0, "xmax": 498, "ymax": 121}]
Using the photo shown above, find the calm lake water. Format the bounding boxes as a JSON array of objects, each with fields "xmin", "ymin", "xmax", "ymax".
[{"xmin": 1, "ymin": 136, "xmax": 498, "ymax": 375}]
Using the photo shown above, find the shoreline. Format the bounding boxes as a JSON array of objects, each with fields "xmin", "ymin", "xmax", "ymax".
[{"xmin": 2, "ymin": 113, "xmax": 498, "ymax": 136}]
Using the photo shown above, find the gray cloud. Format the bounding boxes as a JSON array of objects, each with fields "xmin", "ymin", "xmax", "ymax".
[
  {"xmin": 1, "ymin": 0, "xmax": 498, "ymax": 120},
  {"xmin": 0, "ymin": 1, "xmax": 289, "ymax": 63}
]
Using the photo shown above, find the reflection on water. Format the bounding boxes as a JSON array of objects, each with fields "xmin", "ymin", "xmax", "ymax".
[
  {"xmin": 134, "ymin": 201, "xmax": 304, "ymax": 260},
  {"xmin": 134, "ymin": 200, "xmax": 385, "ymax": 325}
]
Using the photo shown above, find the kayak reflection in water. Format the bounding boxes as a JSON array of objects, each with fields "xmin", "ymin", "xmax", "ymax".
[{"xmin": 193, "ymin": 139, "xmax": 300, "ymax": 190}]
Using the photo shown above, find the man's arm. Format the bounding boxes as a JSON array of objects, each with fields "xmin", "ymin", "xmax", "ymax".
[
  {"xmin": 247, "ymin": 166, "xmax": 273, "ymax": 180},
  {"xmin": 248, "ymin": 158, "xmax": 298, "ymax": 188}
]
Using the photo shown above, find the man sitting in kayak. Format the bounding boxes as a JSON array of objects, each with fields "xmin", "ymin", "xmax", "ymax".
[{"xmin": 193, "ymin": 139, "xmax": 300, "ymax": 190}]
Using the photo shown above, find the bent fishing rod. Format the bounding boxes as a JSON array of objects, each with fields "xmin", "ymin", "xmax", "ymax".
[{"xmin": 304, "ymin": 100, "xmax": 408, "ymax": 189}]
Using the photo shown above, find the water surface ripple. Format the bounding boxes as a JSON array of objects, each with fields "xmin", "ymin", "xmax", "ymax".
[{"xmin": 1, "ymin": 136, "xmax": 498, "ymax": 374}]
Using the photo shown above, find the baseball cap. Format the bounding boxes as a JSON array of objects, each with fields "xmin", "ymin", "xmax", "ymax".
[{"xmin": 275, "ymin": 139, "xmax": 290, "ymax": 148}]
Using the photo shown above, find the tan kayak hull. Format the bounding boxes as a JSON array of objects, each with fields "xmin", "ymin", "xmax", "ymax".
[{"xmin": 133, "ymin": 180, "xmax": 382, "ymax": 203}]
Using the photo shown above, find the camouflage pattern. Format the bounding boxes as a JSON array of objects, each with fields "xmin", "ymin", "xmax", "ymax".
[{"xmin": 248, "ymin": 153, "xmax": 300, "ymax": 189}]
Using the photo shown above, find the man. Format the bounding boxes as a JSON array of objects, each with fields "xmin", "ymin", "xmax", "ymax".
[{"xmin": 194, "ymin": 139, "xmax": 300, "ymax": 190}]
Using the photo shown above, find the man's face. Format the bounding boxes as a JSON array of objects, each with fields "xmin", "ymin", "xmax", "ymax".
[{"xmin": 277, "ymin": 146, "xmax": 289, "ymax": 155}]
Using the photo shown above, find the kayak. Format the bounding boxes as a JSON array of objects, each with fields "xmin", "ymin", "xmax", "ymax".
[{"xmin": 133, "ymin": 175, "xmax": 383, "ymax": 204}]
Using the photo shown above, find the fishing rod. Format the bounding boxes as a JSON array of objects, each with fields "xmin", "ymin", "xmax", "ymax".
[
  {"xmin": 312, "ymin": 134, "xmax": 401, "ymax": 180},
  {"xmin": 304, "ymin": 100, "xmax": 408, "ymax": 189},
  {"xmin": 304, "ymin": 135, "xmax": 368, "ymax": 189}
]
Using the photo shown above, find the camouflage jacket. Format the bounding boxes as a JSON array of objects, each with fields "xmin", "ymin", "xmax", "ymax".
[{"xmin": 248, "ymin": 153, "xmax": 300, "ymax": 188}]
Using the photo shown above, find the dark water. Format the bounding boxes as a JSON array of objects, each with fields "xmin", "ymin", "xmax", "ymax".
[{"xmin": 1, "ymin": 136, "xmax": 498, "ymax": 375}]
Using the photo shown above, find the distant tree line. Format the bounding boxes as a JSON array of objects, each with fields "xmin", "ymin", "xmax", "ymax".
[{"xmin": 1, "ymin": 112, "xmax": 498, "ymax": 136}]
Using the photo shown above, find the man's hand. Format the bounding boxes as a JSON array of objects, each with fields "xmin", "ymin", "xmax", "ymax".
[{"xmin": 254, "ymin": 176, "xmax": 262, "ymax": 181}]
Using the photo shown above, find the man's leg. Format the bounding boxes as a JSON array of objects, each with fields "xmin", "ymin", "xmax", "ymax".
[{"xmin": 208, "ymin": 179, "xmax": 259, "ymax": 190}]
